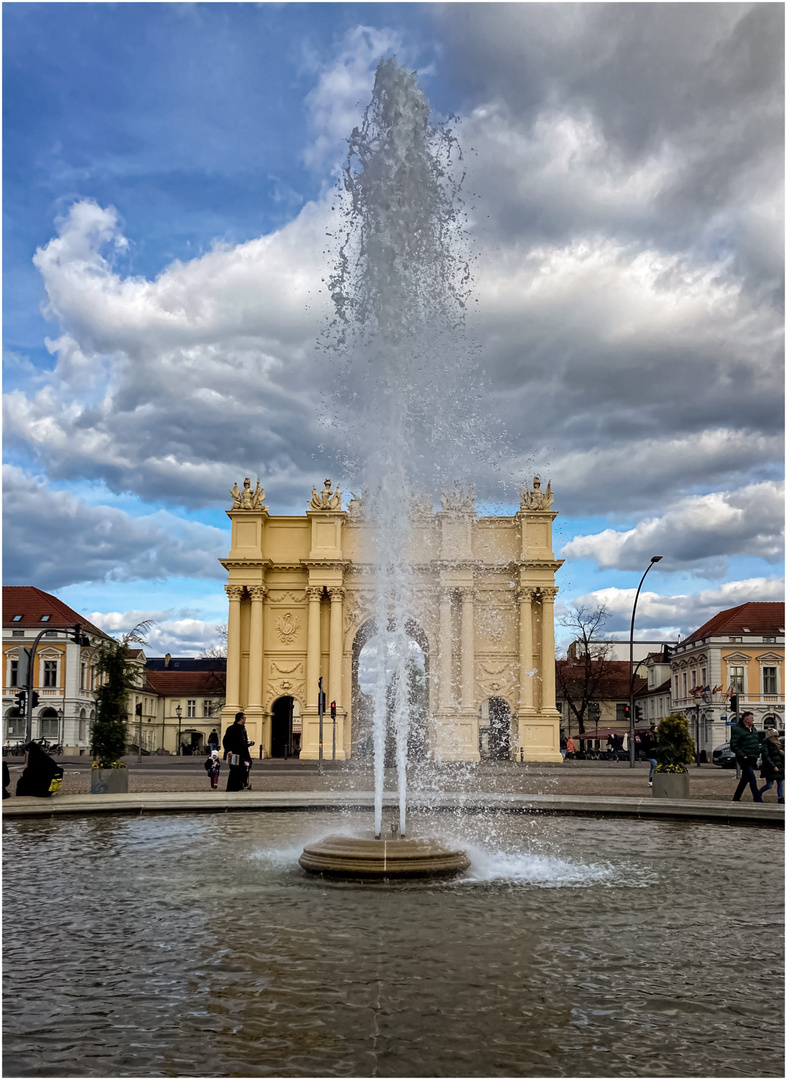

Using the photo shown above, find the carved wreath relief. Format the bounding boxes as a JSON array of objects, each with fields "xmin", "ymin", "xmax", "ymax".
[{"xmin": 274, "ymin": 612, "xmax": 301, "ymax": 644}]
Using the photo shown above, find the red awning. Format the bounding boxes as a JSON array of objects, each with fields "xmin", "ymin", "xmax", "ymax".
[{"xmin": 572, "ymin": 727, "xmax": 628, "ymax": 740}]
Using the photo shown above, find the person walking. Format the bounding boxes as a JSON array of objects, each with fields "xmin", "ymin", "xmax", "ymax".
[
  {"xmin": 204, "ymin": 749, "xmax": 221, "ymax": 790},
  {"xmin": 207, "ymin": 728, "xmax": 220, "ymax": 754},
  {"xmin": 758, "ymin": 728, "xmax": 784, "ymax": 803},
  {"xmin": 639, "ymin": 723, "xmax": 658, "ymax": 786},
  {"xmin": 730, "ymin": 711, "xmax": 763, "ymax": 802},
  {"xmin": 222, "ymin": 713, "xmax": 255, "ymax": 792},
  {"xmin": 565, "ymin": 736, "xmax": 575, "ymax": 760}
]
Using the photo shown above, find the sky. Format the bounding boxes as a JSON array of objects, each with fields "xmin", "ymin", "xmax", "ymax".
[{"xmin": 3, "ymin": 2, "xmax": 784, "ymax": 655}]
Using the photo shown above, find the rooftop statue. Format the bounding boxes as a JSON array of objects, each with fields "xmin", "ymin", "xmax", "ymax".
[
  {"xmin": 440, "ymin": 484, "xmax": 475, "ymax": 515},
  {"xmin": 520, "ymin": 476, "xmax": 553, "ymax": 511},
  {"xmin": 230, "ymin": 477, "xmax": 267, "ymax": 511},
  {"xmin": 309, "ymin": 478, "xmax": 343, "ymax": 511}
]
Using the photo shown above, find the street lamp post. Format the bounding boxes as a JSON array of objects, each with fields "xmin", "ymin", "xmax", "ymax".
[
  {"xmin": 628, "ymin": 556, "xmax": 663, "ymax": 768},
  {"xmin": 176, "ymin": 704, "xmax": 182, "ymax": 756}
]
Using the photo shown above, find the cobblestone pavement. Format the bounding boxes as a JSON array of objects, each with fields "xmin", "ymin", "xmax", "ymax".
[{"xmin": 3, "ymin": 756, "xmax": 778, "ymax": 804}]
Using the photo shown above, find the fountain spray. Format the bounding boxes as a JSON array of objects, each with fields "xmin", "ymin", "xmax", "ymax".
[{"xmin": 327, "ymin": 58, "xmax": 484, "ymax": 838}]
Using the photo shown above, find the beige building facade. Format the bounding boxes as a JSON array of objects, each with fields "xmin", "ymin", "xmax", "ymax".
[{"xmin": 220, "ymin": 477, "xmax": 563, "ymax": 763}]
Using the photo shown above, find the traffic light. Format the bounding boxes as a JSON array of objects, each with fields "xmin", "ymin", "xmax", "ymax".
[
  {"xmin": 730, "ymin": 693, "xmax": 739, "ymax": 715},
  {"xmin": 330, "ymin": 701, "xmax": 336, "ymax": 720},
  {"xmin": 623, "ymin": 704, "xmax": 630, "ymax": 719},
  {"xmin": 14, "ymin": 691, "xmax": 25, "ymax": 712},
  {"xmin": 318, "ymin": 691, "xmax": 326, "ymax": 714},
  {"xmin": 135, "ymin": 703, "xmax": 143, "ymax": 716},
  {"xmin": 635, "ymin": 706, "xmax": 644, "ymax": 721},
  {"xmin": 30, "ymin": 692, "xmax": 39, "ymax": 709}
]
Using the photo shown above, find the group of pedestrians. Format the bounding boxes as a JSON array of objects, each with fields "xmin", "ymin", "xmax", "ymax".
[
  {"xmin": 731, "ymin": 711, "xmax": 784, "ymax": 803},
  {"xmin": 203, "ymin": 712, "xmax": 255, "ymax": 792}
]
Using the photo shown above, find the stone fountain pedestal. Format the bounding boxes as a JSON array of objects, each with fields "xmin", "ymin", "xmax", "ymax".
[{"xmin": 299, "ymin": 834, "xmax": 470, "ymax": 880}]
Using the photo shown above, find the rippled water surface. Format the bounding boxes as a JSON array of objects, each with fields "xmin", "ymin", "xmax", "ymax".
[{"xmin": 3, "ymin": 812, "xmax": 784, "ymax": 1077}]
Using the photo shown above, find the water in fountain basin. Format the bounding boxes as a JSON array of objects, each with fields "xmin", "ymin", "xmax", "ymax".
[{"xmin": 326, "ymin": 58, "xmax": 491, "ymax": 837}]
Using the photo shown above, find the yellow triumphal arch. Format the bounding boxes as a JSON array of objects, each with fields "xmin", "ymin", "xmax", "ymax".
[{"xmin": 220, "ymin": 477, "xmax": 563, "ymax": 763}]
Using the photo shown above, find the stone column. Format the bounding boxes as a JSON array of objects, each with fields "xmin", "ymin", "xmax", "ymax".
[
  {"xmin": 438, "ymin": 589, "xmax": 453, "ymax": 710},
  {"xmin": 460, "ymin": 588, "xmax": 475, "ymax": 710},
  {"xmin": 328, "ymin": 587, "xmax": 345, "ymax": 707},
  {"xmin": 539, "ymin": 587, "xmax": 559, "ymax": 712},
  {"xmin": 224, "ymin": 585, "xmax": 244, "ymax": 711},
  {"xmin": 306, "ymin": 587, "xmax": 323, "ymax": 709},
  {"xmin": 247, "ymin": 586, "xmax": 267, "ymax": 710},
  {"xmin": 518, "ymin": 588, "xmax": 535, "ymax": 713}
]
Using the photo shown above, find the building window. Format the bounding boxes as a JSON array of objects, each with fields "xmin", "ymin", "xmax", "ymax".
[
  {"xmin": 729, "ymin": 666, "xmax": 744, "ymax": 693},
  {"xmin": 43, "ymin": 660, "xmax": 58, "ymax": 687},
  {"xmin": 691, "ymin": 670, "xmax": 697, "ymax": 688},
  {"xmin": 40, "ymin": 710, "xmax": 59, "ymax": 738},
  {"xmin": 12, "ymin": 631, "xmax": 23, "ymax": 638},
  {"xmin": 202, "ymin": 700, "xmax": 213, "ymax": 717},
  {"xmin": 11, "ymin": 615, "xmax": 22, "ymax": 622},
  {"xmin": 9, "ymin": 660, "xmax": 18, "ymax": 687},
  {"xmin": 701, "ymin": 668, "xmax": 707, "ymax": 687},
  {"xmin": 615, "ymin": 703, "xmax": 628, "ymax": 723},
  {"xmin": 763, "ymin": 668, "xmax": 778, "ymax": 694},
  {"xmin": 80, "ymin": 662, "xmax": 87, "ymax": 690},
  {"xmin": 6, "ymin": 714, "xmax": 24, "ymax": 737},
  {"xmin": 682, "ymin": 673, "xmax": 687, "ymax": 698},
  {"xmin": 187, "ymin": 700, "xmax": 196, "ymax": 718},
  {"xmin": 39, "ymin": 615, "xmax": 50, "ymax": 623}
]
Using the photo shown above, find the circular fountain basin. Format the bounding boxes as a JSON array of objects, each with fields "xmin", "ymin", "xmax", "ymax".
[{"xmin": 299, "ymin": 833, "xmax": 470, "ymax": 879}]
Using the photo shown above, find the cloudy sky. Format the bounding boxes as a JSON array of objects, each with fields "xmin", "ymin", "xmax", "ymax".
[{"xmin": 3, "ymin": 2, "xmax": 784, "ymax": 654}]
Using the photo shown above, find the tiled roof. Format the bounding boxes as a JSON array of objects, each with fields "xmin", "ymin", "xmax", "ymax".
[
  {"xmin": 146, "ymin": 657, "xmax": 227, "ymax": 671},
  {"xmin": 144, "ymin": 670, "xmax": 226, "ymax": 696},
  {"xmin": 3, "ymin": 586, "xmax": 107, "ymax": 639},
  {"xmin": 682, "ymin": 602, "xmax": 785, "ymax": 647},
  {"xmin": 556, "ymin": 658, "xmax": 646, "ymax": 699}
]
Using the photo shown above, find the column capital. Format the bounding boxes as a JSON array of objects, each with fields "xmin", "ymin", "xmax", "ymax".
[
  {"xmin": 248, "ymin": 586, "xmax": 268, "ymax": 601},
  {"xmin": 539, "ymin": 587, "xmax": 559, "ymax": 602},
  {"xmin": 327, "ymin": 586, "xmax": 346, "ymax": 602},
  {"xmin": 517, "ymin": 587, "xmax": 536, "ymax": 603},
  {"xmin": 459, "ymin": 586, "xmax": 475, "ymax": 601},
  {"xmin": 306, "ymin": 586, "xmax": 323, "ymax": 602},
  {"xmin": 225, "ymin": 585, "xmax": 244, "ymax": 601}
]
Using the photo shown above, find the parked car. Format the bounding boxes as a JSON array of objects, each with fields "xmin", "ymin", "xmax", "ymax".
[
  {"xmin": 713, "ymin": 731, "xmax": 784, "ymax": 768},
  {"xmin": 712, "ymin": 742, "xmax": 737, "ymax": 768}
]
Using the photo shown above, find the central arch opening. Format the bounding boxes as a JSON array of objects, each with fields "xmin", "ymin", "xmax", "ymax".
[
  {"xmin": 271, "ymin": 696, "xmax": 301, "ymax": 759},
  {"xmin": 352, "ymin": 619, "xmax": 429, "ymax": 762}
]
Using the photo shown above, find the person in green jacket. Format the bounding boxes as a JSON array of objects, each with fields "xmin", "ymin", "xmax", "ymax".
[
  {"xmin": 730, "ymin": 712, "xmax": 763, "ymax": 802},
  {"xmin": 758, "ymin": 728, "xmax": 784, "ymax": 803}
]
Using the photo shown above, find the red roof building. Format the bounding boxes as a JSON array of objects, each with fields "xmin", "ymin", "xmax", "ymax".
[{"xmin": 670, "ymin": 601, "xmax": 784, "ymax": 757}]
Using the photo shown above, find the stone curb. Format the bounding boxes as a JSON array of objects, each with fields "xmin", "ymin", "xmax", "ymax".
[{"xmin": 3, "ymin": 790, "xmax": 782, "ymax": 827}]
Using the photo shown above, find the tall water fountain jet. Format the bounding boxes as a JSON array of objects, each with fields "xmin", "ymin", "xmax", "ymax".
[{"xmin": 325, "ymin": 58, "xmax": 486, "ymax": 843}]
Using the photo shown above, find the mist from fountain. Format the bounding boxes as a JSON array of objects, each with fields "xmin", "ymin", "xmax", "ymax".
[{"xmin": 326, "ymin": 58, "xmax": 488, "ymax": 838}]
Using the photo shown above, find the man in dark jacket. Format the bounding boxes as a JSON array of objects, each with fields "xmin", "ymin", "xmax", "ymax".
[
  {"xmin": 222, "ymin": 713, "xmax": 255, "ymax": 791},
  {"xmin": 730, "ymin": 712, "xmax": 763, "ymax": 802}
]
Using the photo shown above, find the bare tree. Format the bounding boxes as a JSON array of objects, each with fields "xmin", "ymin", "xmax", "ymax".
[
  {"xmin": 200, "ymin": 623, "xmax": 228, "ymax": 660},
  {"xmin": 555, "ymin": 604, "xmax": 617, "ymax": 735}
]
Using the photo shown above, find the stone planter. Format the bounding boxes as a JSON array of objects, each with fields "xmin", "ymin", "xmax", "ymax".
[
  {"xmin": 652, "ymin": 770, "xmax": 690, "ymax": 800},
  {"xmin": 90, "ymin": 768, "xmax": 129, "ymax": 795}
]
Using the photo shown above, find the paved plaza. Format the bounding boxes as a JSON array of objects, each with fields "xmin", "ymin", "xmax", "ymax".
[{"xmin": 2, "ymin": 754, "xmax": 779, "ymax": 803}]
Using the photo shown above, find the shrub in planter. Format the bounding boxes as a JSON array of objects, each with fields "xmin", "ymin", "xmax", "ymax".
[
  {"xmin": 91, "ymin": 621, "xmax": 151, "ymax": 786},
  {"xmin": 653, "ymin": 712, "xmax": 695, "ymax": 799}
]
